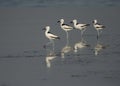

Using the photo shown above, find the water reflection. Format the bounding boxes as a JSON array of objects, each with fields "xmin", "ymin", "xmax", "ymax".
[
  {"xmin": 61, "ymin": 45, "xmax": 73, "ymax": 59},
  {"xmin": 46, "ymin": 51, "xmax": 56, "ymax": 68},
  {"xmin": 44, "ymin": 33, "xmax": 109, "ymax": 68},
  {"xmin": 61, "ymin": 35, "xmax": 73, "ymax": 59},
  {"xmin": 45, "ymin": 47, "xmax": 56, "ymax": 68},
  {"xmin": 94, "ymin": 39, "xmax": 108, "ymax": 56},
  {"xmin": 74, "ymin": 37, "xmax": 90, "ymax": 53}
]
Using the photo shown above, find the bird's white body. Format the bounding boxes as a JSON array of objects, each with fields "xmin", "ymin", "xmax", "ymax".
[
  {"xmin": 93, "ymin": 19, "xmax": 105, "ymax": 39},
  {"xmin": 45, "ymin": 26, "xmax": 60, "ymax": 40},
  {"xmin": 43, "ymin": 26, "xmax": 60, "ymax": 51},
  {"xmin": 58, "ymin": 19, "xmax": 73, "ymax": 43},
  {"xmin": 71, "ymin": 19, "xmax": 90, "ymax": 37},
  {"xmin": 93, "ymin": 19, "xmax": 105, "ymax": 31},
  {"xmin": 72, "ymin": 19, "xmax": 90, "ymax": 30},
  {"xmin": 58, "ymin": 19, "xmax": 73, "ymax": 31}
]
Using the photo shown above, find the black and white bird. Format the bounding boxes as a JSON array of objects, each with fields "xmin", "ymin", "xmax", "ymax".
[
  {"xmin": 92, "ymin": 19, "xmax": 106, "ymax": 39},
  {"xmin": 43, "ymin": 26, "xmax": 60, "ymax": 40},
  {"xmin": 57, "ymin": 19, "xmax": 73, "ymax": 44},
  {"xmin": 70, "ymin": 19, "xmax": 90, "ymax": 37},
  {"xmin": 43, "ymin": 26, "xmax": 60, "ymax": 50},
  {"xmin": 57, "ymin": 19, "xmax": 73, "ymax": 32}
]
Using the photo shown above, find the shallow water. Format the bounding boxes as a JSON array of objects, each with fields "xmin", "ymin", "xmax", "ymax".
[{"xmin": 0, "ymin": 7, "xmax": 120, "ymax": 86}]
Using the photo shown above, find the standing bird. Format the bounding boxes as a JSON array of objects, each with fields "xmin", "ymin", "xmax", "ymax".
[
  {"xmin": 70, "ymin": 19, "xmax": 90, "ymax": 37},
  {"xmin": 92, "ymin": 19, "xmax": 106, "ymax": 39},
  {"xmin": 43, "ymin": 26, "xmax": 60, "ymax": 51},
  {"xmin": 57, "ymin": 19, "xmax": 73, "ymax": 44}
]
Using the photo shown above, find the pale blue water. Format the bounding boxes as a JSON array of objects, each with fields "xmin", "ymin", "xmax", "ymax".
[{"xmin": 0, "ymin": 0, "xmax": 120, "ymax": 7}]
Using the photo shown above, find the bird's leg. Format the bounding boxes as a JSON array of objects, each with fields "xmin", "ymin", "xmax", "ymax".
[
  {"xmin": 97, "ymin": 30, "xmax": 100, "ymax": 40},
  {"xmin": 81, "ymin": 29, "xmax": 85, "ymax": 38},
  {"xmin": 81, "ymin": 30, "xmax": 83, "ymax": 38},
  {"xmin": 100, "ymin": 30, "xmax": 102, "ymax": 34},
  {"xmin": 44, "ymin": 42, "xmax": 50, "ymax": 49},
  {"xmin": 51, "ymin": 40, "xmax": 55, "ymax": 51},
  {"xmin": 81, "ymin": 37, "xmax": 86, "ymax": 43},
  {"xmin": 66, "ymin": 31, "xmax": 69, "ymax": 45},
  {"xmin": 44, "ymin": 40, "xmax": 52, "ymax": 49},
  {"xmin": 47, "ymin": 41, "xmax": 52, "ymax": 46}
]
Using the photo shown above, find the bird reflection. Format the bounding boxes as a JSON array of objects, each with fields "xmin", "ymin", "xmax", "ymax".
[
  {"xmin": 45, "ymin": 45, "xmax": 56, "ymax": 68},
  {"xmin": 61, "ymin": 35, "xmax": 73, "ymax": 59},
  {"xmin": 74, "ymin": 37, "xmax": 90, "ymax": 53},
  {"xmin": 46, "ymin": 51, "xmax": 56, "ymax": 68},
  {"xmin": 94, "ymin": 39, "xmax": 108, "ymax": 56},
  {"xmin": 61, "ymin": 45, "xmax": 73, "ymax": 59}
]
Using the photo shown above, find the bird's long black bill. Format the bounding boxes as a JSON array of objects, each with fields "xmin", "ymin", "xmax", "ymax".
[{"xmin": 57, "ymin": 21, "xmax": 60, "ymax": 23}]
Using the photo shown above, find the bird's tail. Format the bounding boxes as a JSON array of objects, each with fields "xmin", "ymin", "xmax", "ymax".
[
  {"xmin": 86, "ymin": 24, "xmax": 90, "ymax": 26},
  {"xmin": 102, "ymin": 26, "xmax": 106, "ymax": 28},
  {"xmin": 57, "ymin": 37, "xmax": 60, "ymax": 39}
]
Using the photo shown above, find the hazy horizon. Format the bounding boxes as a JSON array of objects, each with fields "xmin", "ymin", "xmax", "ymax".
[{"xmin": 0, "ymin": 0, "xmax": 120, "ymax": 7}]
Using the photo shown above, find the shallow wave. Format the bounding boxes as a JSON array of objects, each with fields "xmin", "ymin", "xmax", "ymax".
[{"xmin": 0, "ymin": 0, "xmax": 120, "ymax": 7}]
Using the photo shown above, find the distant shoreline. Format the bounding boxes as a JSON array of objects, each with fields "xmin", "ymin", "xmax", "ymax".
[{"xmin": 0, "ymin": 0, "xmax": 120, "ymax": 7}]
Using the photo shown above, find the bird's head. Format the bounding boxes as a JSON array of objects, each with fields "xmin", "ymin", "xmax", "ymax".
[
  {"xmin": 73, "ymin": 19, "xmax": 77, "ymax": 23},
  {"xmin": 92, "ymin": 19, "xmax": 97, "ymax": 24},
  {"xmin": 42, "ymin": 26, "xmax": 50, "ymax": 31},
  {"xmin": 57, "ymin": 19, "xmax": 64, "ymax": 23}
]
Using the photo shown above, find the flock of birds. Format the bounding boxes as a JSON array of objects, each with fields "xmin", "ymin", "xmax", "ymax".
[
  {"xmin": 43, "ymin": 18, "xmax": 105, "ymax": 47},
  {"xmin": 43, "ymin": 18, "xmax": 107, "ymax": 68}
]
